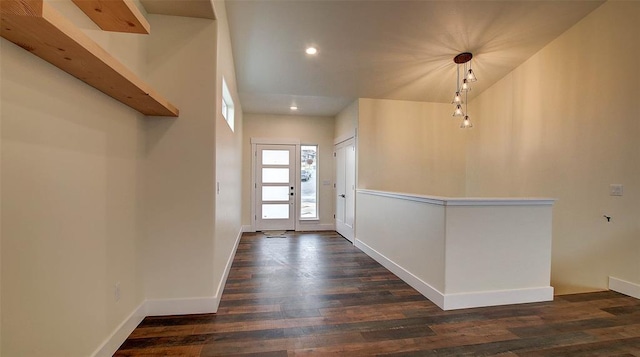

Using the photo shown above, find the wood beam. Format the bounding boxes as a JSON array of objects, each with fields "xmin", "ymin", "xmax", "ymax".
[
  {"xmin": 1, "ymin": 0, "xmax": 178, "ymax": 117},
  {"xmin": 71, "ymin": 0, "xmax": 150, "ymax": 34}
]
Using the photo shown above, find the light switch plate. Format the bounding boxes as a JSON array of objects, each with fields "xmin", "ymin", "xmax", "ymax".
[{"xmin": 609, "ymin": 184, "xmax": 623, "ymax": 196}]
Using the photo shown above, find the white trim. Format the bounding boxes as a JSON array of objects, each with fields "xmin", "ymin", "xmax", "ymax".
[
  {"xmin": 296, "ymin": 223, "xmax": 335, "ymax": 231},
  {"xmin": 354, "ymin": 239, "xmax": 446, "ymax": 309},
  {"xmin": 354, "ymin": 239, "xmax": 554, "ymax": 311},
  {"xmin": 251, "ymin": 137, "xmax": 301, "ymax": 145},
  {"xmin": 145, "ymin": 297, "xmax": 217, "ymax": 316},
  {"xmin": 609, "ymin": 277, "xmax": 640, "ymax": 299},
  {"xmin": 357, "ymin": 189, "xmax": 555, "ymax": 206},
  {"xmin": 443, "ymin": 287, "xmax": 554, "ymax": 310},
  {"xmin": 445, "ymin": 199, "xmax": 555, "ymax": 206},
  {"xmin": 250, "ymin": 143, "xmax": 256, "ymax": 232},
  {"xmin": 90, "ymin": 301, "xmax": 146, "ymax": 357},
  {"xmin": 357, "ymin": 189, "xmax": 446, "ymax": 206},
  {"xmin": 212, "ymin": 227, "xmax": 244, "ymax": 311},
  {"xmin": 334, "ymin": 132, "xmax": 355, "ymax": 145}
]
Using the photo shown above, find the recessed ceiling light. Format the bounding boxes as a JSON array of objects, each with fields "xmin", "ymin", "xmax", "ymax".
[
  {"xmin": 305, "ymin": 47, "xmax": 318, "ymax": 55},
  {"xmin": 290, "ymin": 105, "xmax": 298, "ymax": 111}
]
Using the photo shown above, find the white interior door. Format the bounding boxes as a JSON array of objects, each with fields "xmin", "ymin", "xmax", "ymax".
[
  {"xmin": 335, "ymin": 138, "xmax": 355, "ymax": 241},
  {"xmin": 255, "ymin": 144, "xmax": 296, "ymax": 231}
]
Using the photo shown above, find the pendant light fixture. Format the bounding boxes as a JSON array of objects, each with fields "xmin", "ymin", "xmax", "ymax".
[{"xmin": 452, "ymin": 52, "xmax": 476, "ymax": 128}]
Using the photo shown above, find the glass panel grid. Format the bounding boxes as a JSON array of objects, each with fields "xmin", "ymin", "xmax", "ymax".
[
  {"xmin": 262, "ymin": 168, "xmax": 290, "ymax": 183},
  {"xmin": 262, "ymin": 204, "xmax": 290, "ymax": 219},
  {"xmin": 262, "ymin": 186, "xmax": 290, "ymax": 201},
  {"xmin": 262, "ymin": 150, "xmax": 290, "ymax": 165}
]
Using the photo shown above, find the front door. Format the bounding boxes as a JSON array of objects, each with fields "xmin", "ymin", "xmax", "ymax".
[
  {"xmin": 255, "ymin": 144, "xmax": 296, "ymax": 231},
  {"xmin": 335, "ymin": 138, "xmax": 355, "ymax": 241}
]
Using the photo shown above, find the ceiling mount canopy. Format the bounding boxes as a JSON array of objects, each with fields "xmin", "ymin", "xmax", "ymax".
[{"xmin": 453, "ymin": 52, "xmax": 473, "ymax": 64}]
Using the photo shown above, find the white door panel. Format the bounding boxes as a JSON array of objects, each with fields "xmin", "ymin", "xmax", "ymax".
[
  {"xmin": 335, "ymin": 138, "xmax": 355, "ymax": 242},
  {"xmin": 255, "ymin": 144, "xmax": 296, "ymax": 231}
]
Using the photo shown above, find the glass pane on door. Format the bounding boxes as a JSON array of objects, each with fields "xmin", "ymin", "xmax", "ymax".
[
  {"xmin": 262, "ymin": 186, "xmax": 290, "ymax": 201},
  {"xmin": 262, "ymin": 150, "xmax": 290, "ymax": 165},
  {"xmin": 262, "ymin": 168, "xmax": 290, "ymax": 183},
  {"xmin": 262, "ymin": 204, "xmax": 290, "ymax": 219}
]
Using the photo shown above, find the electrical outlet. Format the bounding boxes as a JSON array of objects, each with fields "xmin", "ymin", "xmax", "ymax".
[
  {"xmin": 115, "ymin": 282, "xmax": 121, "ymax": 302},
  {"xmin": 609, "ymin": 184, "xmax": 623, "ymax": 196}
]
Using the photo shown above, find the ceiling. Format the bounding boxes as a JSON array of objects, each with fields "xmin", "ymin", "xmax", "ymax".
[
  {"xmin": 224, "ymin": 0, "xmax": 604, "ymax": 117},
  {"xmin": 140, "ymin": 0, "xmax": 216, "ymax": 20}
]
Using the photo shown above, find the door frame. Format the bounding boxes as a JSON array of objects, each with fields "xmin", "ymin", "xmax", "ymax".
[
  {"xmin": 334, "ymin": 134, "xmax": 357, "ymax": 243},
  {"xmin": 250, "ymin": 138, "xmax": 301, "ymax": 232}
]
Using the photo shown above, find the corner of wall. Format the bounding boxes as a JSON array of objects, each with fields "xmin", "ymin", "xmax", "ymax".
[
  {"xmin": 90, "ymin": 302, "xmax": 146, "ymax": 357},
  {"xmin": 212, "ymin": 0, "xmax": 244, "ymax": 303}
]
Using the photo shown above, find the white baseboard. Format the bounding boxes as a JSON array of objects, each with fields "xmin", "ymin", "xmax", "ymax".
[
  {"xmin": 245, "ymin": 223, "xmax": 334, "ymax": 232},
  {"xmin": 91, "ymin": 227, "xmax": 245, "ymax": 357},
  {"xmin": 91, "ymin": 301, "xmax": 146, "ymax": 357},
  {"xmin": 354, "ymin": 239, "xmax": 554, "ymax": 311},
  {"xmin": 354, "ymin": 239, "xmax": 446, "ymax": 309},
  {"xmin": 609, "ymin": 276, "xmax": 640, "ymax": 299},
  {"xmin": 296, "ymin": 223, "xmax": 335, "ymax": 231},
  {"xmin": 443, "ymin": 287, "xmax": 554, "ymax": 310},
  {"xmin": 212, "ymin": 227, "xmax": 244, "ymax": 311},
  {"xmin": 92, "ymin": 296, "xmax": 219, "ymax": 357}
]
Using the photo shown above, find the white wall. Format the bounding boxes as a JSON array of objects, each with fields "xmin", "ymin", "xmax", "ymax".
[
  {"xmin": 466, "ymin": 1, "xmax": 640, "ymax": 294},
  {"xmin": 1, "ymin": 2, "xmax": 244, "ymax": 355},
  {"xmin": 143, "ymin": 14, "xmax": 218, "ymax": 304},
  {"xmin": 242, "ymin": 114, "xmax": 335, "ymax": 230},
  {"xmin": 355, "ymin": 190, "xmax": 554, "ymax": 310},
  {"xmin": 356, "ymin": 192, "xmax": 446, "ymax": 294},
  {"xmin": 335, "ymin": 100, "xmax": 358, "ymax": 142},
  {"xmin": 357, "ymin": 98, "xmax": 467, "ymax": 197},
  {"xmin": 444, "ymin": 205, "xmax": 552, "ymax": 294},
  {"xmin": 0, "ymin": 20, "xmax": 4, "ymax": 353},
  {"xmin": 1, "ymin": 28, "xmax": 145, "ymax": 357},
  {"xmin": 212, "ymin": 0, "xmax": 244, "ymax": 306}
]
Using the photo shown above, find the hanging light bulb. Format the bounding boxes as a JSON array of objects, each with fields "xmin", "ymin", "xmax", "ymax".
[
  {"xmin": 466, "ymin": 59, "xmax": 477, "ymax": 82},
  {"xmin": 461, "ymin": 78, "xmax": 471, "ymax": 92},
  {"xmin": 452, "ymin": 91, "xmax": 463, "ymax": 105},
  {"xmin": 467, "ymin": 68, "xmax": 477, "ymax": 82},
  {"xmin": 453, "ymin": 104, "xmax": 464, "ymax": 117},
  {"xmin": 460, "ymin": 115, "xmax": 473, "ymax": 128}
]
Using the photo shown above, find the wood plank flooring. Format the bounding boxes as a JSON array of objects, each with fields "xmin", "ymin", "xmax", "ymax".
[{"xmin": 115, "ymin": 231, "xmax": 640, "ymax": 356}]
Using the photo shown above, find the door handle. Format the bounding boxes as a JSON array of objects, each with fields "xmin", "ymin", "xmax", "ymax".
[{"xmin": 339, "ymin": 194, "xmax": 346, "ymax": 198}]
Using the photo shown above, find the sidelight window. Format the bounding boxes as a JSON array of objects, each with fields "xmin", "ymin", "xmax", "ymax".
[
  {"xmin": 221, "ymin": 77, "xmax": 234, "ymax": 132},
  {"xmin": 301, "ymin": 145, "xmax": 318, "ymax": 219}
]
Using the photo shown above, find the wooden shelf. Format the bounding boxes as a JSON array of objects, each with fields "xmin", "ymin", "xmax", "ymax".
[
  {"xmin": 71, "ymin": 0, "xmax": 150, "ymax": 34},
  {"xmin": 1, "ymin": 0, "xmax": 178, "ymax": 117}
]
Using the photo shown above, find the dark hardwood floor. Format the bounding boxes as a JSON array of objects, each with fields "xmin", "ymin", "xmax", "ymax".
[{"xmin": 115, "ymin": 231, "xmax": 640, "ymax": 356}]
